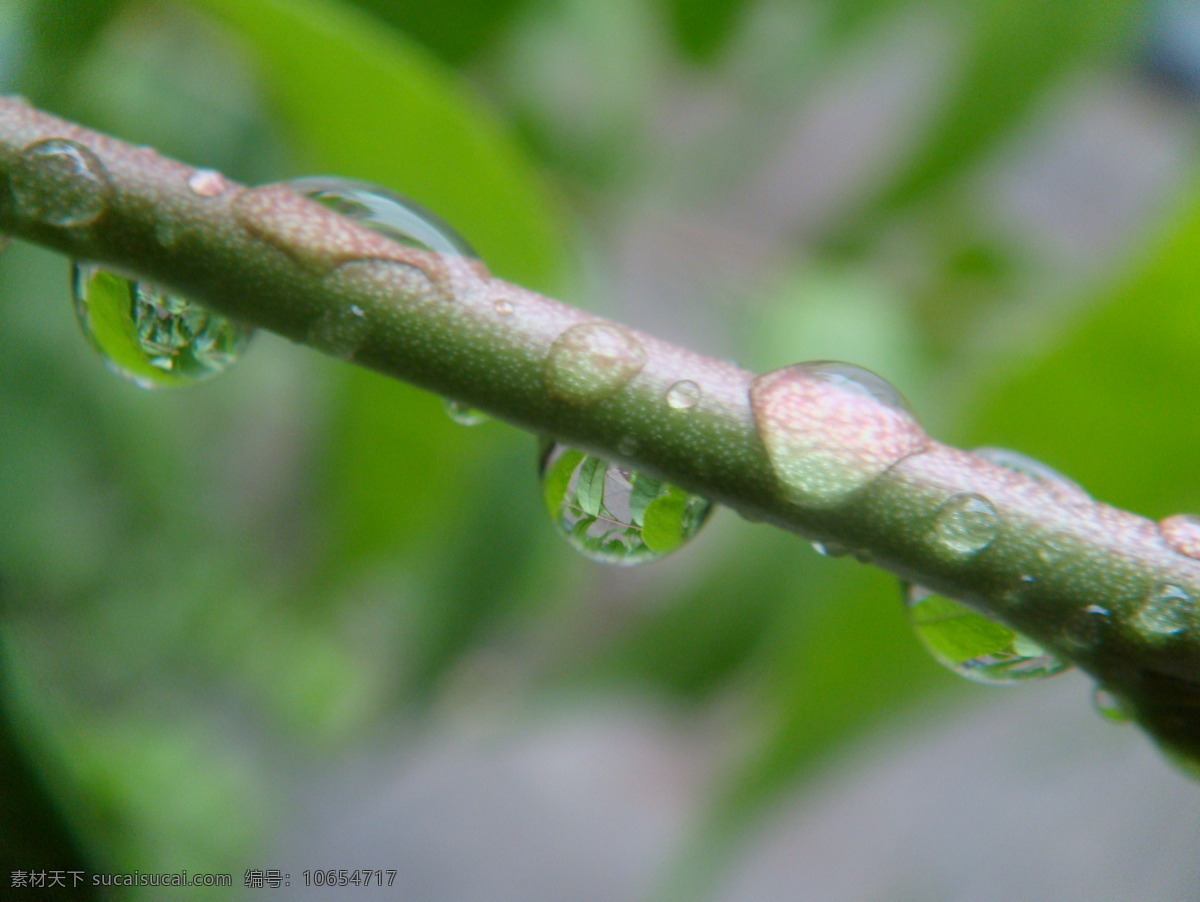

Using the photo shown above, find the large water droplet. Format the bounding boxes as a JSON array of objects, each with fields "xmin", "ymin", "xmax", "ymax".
[
  {"xmin": 445, "ymin": 400, "xmax": 488, "ymax": 426},
  {"xmin": 751, "ymin": 361, "xmax": 926, "ymax": 507},
  {"xmin": 539, "ymin": 444, "xmax": 713, "ymax": 565},
  {"xmin": 544, "ymin": 323, "xmax": 647, "ymax": 404},
  {"xmin": 289, "ymin": 176, "xmax": 474, "ymax": 258},
  {"xmin": 973, "ymin": 446, "xmax": 1090, "ymax": 502},
  {"xmin": 927, "ymin": 493, "xmax": 1000, "ymax": 560},
  {"xmin": 1133, "ymin": 584, "xmax": 1194, "ymax": 639},
  {"xmin": 11, "ymin": 138, "xmax": 113, "ymax": 227},
  {"xmin": 1159, "ymin": 514, "xmax": 1200, "ymax": 560},
  {"xmin": 72, "ymin": 262, "xmax": 252, "ymax": 388},
  {"xmin": 288, "ymin": 176, "xmax": 485, "ymax": 306},
  {"xmin": 904, "ymin": 584, "xmax": 1071, "ymax": 685},
  {"xmin": 666, "ymin": 379, "xmax": 702, "ymax": 410}
]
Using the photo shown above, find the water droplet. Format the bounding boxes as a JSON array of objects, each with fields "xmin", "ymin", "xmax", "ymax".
[
  {"xmin": 904, "ymin": 583, "xmax": 1071, "ymax": 685},
  {"xmin": 545, "ymin": 322, "xmax": 646, "ymax": 404},
  {"xmin": 1159, "ymin": 514, "xmax": 1200, "ymax": 560},
  {"xmin": 973, "ymin": 446, "xmax": 1089, "ymax": 501},
  {"xmin": 666, "ymin": 379, "xmax": 702, "ymax": 410},
  {"xmin": 289, "ymin": 176, "xmax": 474, "ymax": 256},
  {"xmin": 287, "ymin": 176, "xmax": 484, "ymax": 300},
  {"xmin": 493, "ymin": 298, "xmax": 514, "ymax": 317},
  {"xmin": 11, "ymin": 138, "xmax": 113, "ymax": 227},
  {"xmin": 306, "ymin": 301, "xmax": 369, "ymax": 359},
  {"xmin": 1133, "ymin": 584, "xmax": 1194, "ymax": 639},
  {"xmin": 1093, "ymin": 687, "xmax": 1131, "ymax": 723},
  {"xmin": 751, "ymin": 361, "xmax": 927, "ymax": 507},
  {"xmin": 1064, "ymin": 603, "xmax": 1111, "ymax": 648},
  {"xmin": 539, "ymin": 444, "xmax": 713, "ymax": 565},
  {"xmin": 811, "ymin": 540, "xmax": 852, "ymax": 557},
  {"xmin": 72, "ymin": 262, "xmax": 252, "ymax": 388},
  {"xmin": 927, "ymin": 493, "xmax": 1000, "ymax": 559},
  {"xmin": 187, "ymin": 168, "xmax": 231, "ymax": 197},
  {"xmin": 445, "ymin": 400, "xmax": 488, "ymax": 426}
]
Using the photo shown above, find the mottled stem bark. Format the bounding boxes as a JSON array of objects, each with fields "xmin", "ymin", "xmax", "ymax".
[{"xmin": 0, "ymin": 97, "xmax": 1196, "ymax": 763}]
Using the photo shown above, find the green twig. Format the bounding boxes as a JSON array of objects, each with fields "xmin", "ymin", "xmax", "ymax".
[{"xmin": 1, "ymin": 97, "xmax": 1197, "ymax": 765}]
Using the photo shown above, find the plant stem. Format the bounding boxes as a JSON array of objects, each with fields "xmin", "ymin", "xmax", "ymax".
[{"xmin": 1, "ymin": 97, "xmax": 1197, "ymax": 762}]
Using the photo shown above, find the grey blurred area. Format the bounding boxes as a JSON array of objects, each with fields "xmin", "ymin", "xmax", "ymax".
[
  {"xmin": 717, "ymin": 676, "xmax": 1200, "ymax": 902},
  {"xmin": 271, "ymin": 679, "xmax": 1200, "ymax": 902}
]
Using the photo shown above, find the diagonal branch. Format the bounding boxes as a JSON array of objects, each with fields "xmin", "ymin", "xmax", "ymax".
[{"xmin": 1, "ymin": 97, "xmax": 1197, "ymax": 767}]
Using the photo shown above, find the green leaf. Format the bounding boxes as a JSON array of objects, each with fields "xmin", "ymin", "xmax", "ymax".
[
  {"xmin": 542, "ymin": 448, "xmax": 585, "ymax": 519},
  {"xmin": 857, "ymin": 0, "xmax": 1147, "ymax": 225},
  {"xmin": 909, "ymin": 593, "xmax": 1013, "ymax": 661},
  {"xmin": 82, "ymin": 270, "xmax": 185, "ymax": 387},
  {"xmin": 570, "ymin": 515, "xmax": 598, "ymax": 545},
  {"xmin": 185, "ymin": 0, "xmax": 567, "ymax": 293},
  {"xmin": 627, "ymin": 471, "xmax": 663, "ymax": 525},
  {"xmin": 574, "ymin": 456, "xmax": 607, "ymax": 518},
  {"xmin": 966, "ymin": 181, "xmax": 1200, "ymax": 517},
  {"xmin": 640, "ymin": 492, "xmax": 688, "ymax": 554}
]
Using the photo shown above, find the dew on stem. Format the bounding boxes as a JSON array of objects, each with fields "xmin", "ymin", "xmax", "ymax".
[
  {"xmin": 1092, "ymin": 687, "xmax": 1131, "ymax": 723},
  {"xmin": 1159, "ymin": 513, "xmax": 1200, "ymax": 560},
  {"xmin": 1133, "ymin": 584, "xmax": 1194, "ymax": 640},
  {"xmin": 445, "ymin": 400, "xmax": 489, "ymax": 426},
  {"xmin": 289, "ymin": 176, "xmax": 475, "ymax": 259},
  {"xmin": 926, "ymin": 493, "xmax": 1000, "ymax": 560},
  {"xmin": 973, "ymin": 446, "xmax": 1090, "ymax": 503},
  {"xmin": 539, "ymin": 443, "xmax": 713, "ymax": 565},
  {"xmin": 665, "ymin": 379, "xmax": 702, "ymax": 410},
  {"xmin": 750, "ymin": 361, "xmax": 927, "ymax": 507},
  {"xmin": 544, "ymin": 323, "xmax": 647, "ymax": 405},
  {"xmin": 12, "ymin": 138, "xmax": 113, "ymax": 227},
  {"xmin": 904, "ymin": 583, "xmax": 1071, "ymax": 684}
]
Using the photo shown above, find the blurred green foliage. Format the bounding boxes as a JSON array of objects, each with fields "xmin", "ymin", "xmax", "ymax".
[{"xmin": 2, "ymin": 0, "xmax": 1199, "ymax": 898}]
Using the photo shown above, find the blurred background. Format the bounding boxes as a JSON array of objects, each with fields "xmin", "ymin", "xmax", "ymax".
[{"xmin": 4, "ymin": 0, "xmax": 1200, "ymax": 899}]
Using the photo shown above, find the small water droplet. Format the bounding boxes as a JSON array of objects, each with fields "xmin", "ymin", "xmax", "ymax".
[
  {"xmin": 1133, "ymin": 584, "xmax": 1194, "ymax": 639},
  {"xmin": 493, "ymin": 298, "xmax": 514, "ymax": 317},
  {"xmin": 11, "ymin": 138, "xmax": 113, "ymax": 227},
  {"xmin": 904, "ymin": 583, "xmax": 1071, "ymax": 684},
  {"xmin": 187, "ymin": 168, "xmax": 231, "ymax": 197},
  {"xmin": 665, "ymin": 379, "xmax": 702, "ymax": 410},
  {"xmin": 927, "ymin": 493, "xmax": 1000, "ymax": 559},
  {"xmin": 973, "ymin": 446, "xmax": 1089, "ymax": 501},
  {"xmin": 445, "ymin": 400, "xmax": 489, "ymax": 426},
  {"xmin": 1159, "ymin": 514, "xmax": 1200, "ymax": 560},
  {"xmin": 811, "ymin": 540, "xmax": 851, "ymax": 557},
  {"xmin": 539, "ymin": 444, "xmax": 713, "ymax": 565},
  {"xmin": 751, "ymin": 361, "xmax": 927, "ymax": 507},
  {"xmin": 545, "ymin": 322, "xmax": 647, "ymax": 404},
  {"xmin": 1064, "ymin": 603, "xmax": 1111, "ymax": 648},
  {"xmin": 72, "ymin": 262, "xmax": 252, "ymax": 388},
  {"xmin": 617, "ymin": 436, "xmax": 638, "ymax": 457},
  {"xmin": 306, "ymin": 301, "xmax": 370, "ymax": 359},
  {"xmin": 1093, "ymin": 687, "xmax": 1131, "ymax": 723}
]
